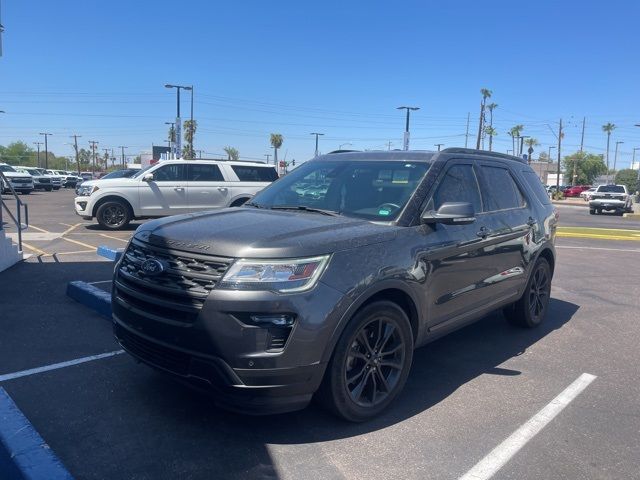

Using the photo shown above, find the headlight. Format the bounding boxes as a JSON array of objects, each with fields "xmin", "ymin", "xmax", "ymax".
[
  {"xmin": 78, "ymin": 185, "xmax": 99, "ymax": 196},
  {"xmin": 219, "ymin": 255, "xmax": 330, "ymax": 293}
]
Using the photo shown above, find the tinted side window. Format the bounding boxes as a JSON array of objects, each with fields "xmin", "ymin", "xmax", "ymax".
[
  {"xmin": 231, "ymin": 165, "xmax": 278, "ymax": 182},
  {"xmin": 153, "ymin": 164, "xmax": 187, "ymax": 182},
  {"xmin": 522, "ymin": 170, "xmax": 551, "ymax": 205},
  {"xmin": 188, "ymin": 164, "xmax": 224, "ymax": 181},
  {"xmin": 480, "ymin": 166, "xmax": 525, "ymax": 211},
  {"xmin": 432, "ymin": 164, "xmax": 482, "ymax": 213}
]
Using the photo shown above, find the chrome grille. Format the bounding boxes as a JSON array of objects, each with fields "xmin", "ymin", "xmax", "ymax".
[{"xmin": 116, "ymin": 238, "xmax": 232, "ymax": 314}]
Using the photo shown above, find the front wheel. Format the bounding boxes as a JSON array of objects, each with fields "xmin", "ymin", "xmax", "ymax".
[
  {"xmin": 504, "ymin": 258, "xmax": 552, "ymax": 328},
  {"xmin": 96, "ymin": 200, "xmax": 131, "ymax": 230},
  {"xmin": 317, "ymin": 301, "xmax": 414, "ymax": 422}
]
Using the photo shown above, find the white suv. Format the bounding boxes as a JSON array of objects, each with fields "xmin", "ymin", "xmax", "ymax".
[
  {"xmin": 0, "ymin": 163, "xmax": 35, "ymax": 194},
  {"xmin": 75, "ymin": 160, "xmax": 279, "ymax": 229}
]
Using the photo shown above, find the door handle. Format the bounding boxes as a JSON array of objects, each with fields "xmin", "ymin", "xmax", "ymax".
[
  {"xmin": 476, "ymin": 226, "xmax": 490, "ymax": 238},
  {"xmin": 174, "ymin": 187, "xmax": 184, "ymax": 191},
  {"xmin": 218, "ymin": 187, "xmax": 228, "ymax": 192}
]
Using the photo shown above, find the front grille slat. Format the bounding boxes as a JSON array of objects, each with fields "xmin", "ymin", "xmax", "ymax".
[{"xmin": 115, "ymin": 238, "xmax": 232, "ymax": 324}]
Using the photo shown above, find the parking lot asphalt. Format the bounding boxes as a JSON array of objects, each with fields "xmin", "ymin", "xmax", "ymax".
[{"xmin": 1, "ymin": 194, "xmax": 640, "ymax": 479}]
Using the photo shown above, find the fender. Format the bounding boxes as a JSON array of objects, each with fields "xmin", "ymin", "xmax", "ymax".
[{"xmin": 320, "ymin": 278, "xmax": 424, "ymax": 363}]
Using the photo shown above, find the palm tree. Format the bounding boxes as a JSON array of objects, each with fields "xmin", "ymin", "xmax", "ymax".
[
  {"xmin": 524, "ymin": 137, "xmax": 539, "ymax": 163},
  {"xmin": 223, "ymin": 146, "xmax": 239, "ymax": 161},
  {"xmin": 602, "ymin": 122, "xmax": 616, "ymax": 182},
  {"xmin": 476, "ymin": 88, "xmax": 492, "ymax": 149},
  {"xmin": 270, "ymin": 133, "xmax": 284, "ymax": 166},
  {"xmin": 507, "ymin": 125, "xmax": 523, "ymax": 155},
  {"xmin": 484, "ymin": 126, "xmax": 498, "ymax": 151},
  {"xmin": 183, "ymin": 120, "xmax": 197, "ymax": 159}
]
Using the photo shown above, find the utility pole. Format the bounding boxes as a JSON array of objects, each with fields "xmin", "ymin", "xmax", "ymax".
[
  {"xmin": 579, "ymin": 117, "xmax": 586, "ymax": 153},
  {"xmin": 103, "ymin": 148, "xmax": 110, "ymax": 170},
  {"xmin": 434, "ymin": 143, "xmax": 444, "ymax": 151},
  {"xmin": 39, "ymin": 132, "xmax": 52, "ymax": 169},
  {"xmin": 386, "ymin": 141, "xmax": 393, "ymax": 151},
  {"xmin": 33, "ymin": 142, "xmax": 43, "ymax": 168},
  {"xmin": 165, "ymin": 121, "xmax": 175, "ymax": 153},
  {"xmin": 556, "ymin": 119, "xmax": 563, "ymax": 192},
  {"xmin": 465, "ymin": 112, "xmax": 470, "ymax": 148},
  {"xmin": 264, "ymin": 154, "xmax": 271, "ymax": 164},
  {"xmin": 69, "ymin": 135, "xmax": 81, "ymax": 173},
  {"xmin": 613, "ymin": 141, "xmax": 624, "ymax": 174},
  {"xmin": 195, "ymin": 149, "xmax": 204, "ymax": 159},
  {"xmin": 118, "ymin": 146, "xmax": 127, "ymax": 168},
  {"xmin": 397, "ymin": 106, "xmax": 419, "ymax": 150},
  {"xmin": 88, "ymin": 140, "xmax": 99, "ymax": 174},
  {"xmin": 310, "ymin": 132, "xmax": 324, "ymax": 157}
]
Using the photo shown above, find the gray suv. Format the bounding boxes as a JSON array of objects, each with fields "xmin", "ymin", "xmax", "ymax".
[{"xmin": 113, "ymin": 149, "xmax": 557, "ymax": 421}]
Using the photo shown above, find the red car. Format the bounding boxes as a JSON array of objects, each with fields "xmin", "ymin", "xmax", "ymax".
[{"xmin": 564, "ymin": 185, "xmax": 592, "ymax": 197}]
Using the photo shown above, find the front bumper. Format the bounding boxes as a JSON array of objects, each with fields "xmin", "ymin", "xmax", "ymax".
[
  {"xmin": 112, "ymin": 270, "xmax": 350, "ymax": 414},
  {"xmin": 74, "ymin": 196, "xmax": 93, "ymax": 218}
]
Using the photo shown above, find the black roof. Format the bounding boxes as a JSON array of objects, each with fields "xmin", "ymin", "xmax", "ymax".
[{"xmin": 321, "ymin": 148, "xmax": 527, "ymax": 164}]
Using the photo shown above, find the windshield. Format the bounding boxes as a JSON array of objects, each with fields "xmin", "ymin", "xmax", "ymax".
[
  {"xmin": 102, "ymin": 169, "xmax": 139, "ymax": 179},
  {"xmin": 249, "ymin": 159, "xmax": 430, "ymax": 221},
  {"xmin": 598, "ymin": 185, "xmax": 625, "ymax": 193},
  {"xmin": 0, "ymin": 165, "xmax": 17, "ymax": 173}
]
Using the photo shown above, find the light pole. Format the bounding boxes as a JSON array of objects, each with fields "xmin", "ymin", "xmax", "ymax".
[
  {"xmin": 310, "ymin": 132, "xmax": 324, "ymax": 157},
  {"xmin": 164, "ymin": 84, "xmax": 192, "ymax": 158},
  {"xmin": 264, "ymin": 154, "xmax": 271, "ymax": 164},
  {"xmin": 118, "ymin": 146, "xmax": 127, "ymax": 168},
  {"xmin": 614, "ymin": 141, "xmax": 624, "ymax": 177},
  {"xmin": 434, "ymin": 143, "xmax": 444, "ymax": 151},
  {"xmin": 39, "ymin": 132, "xmax": 52, "ymax": 169},
  {"xmin": 519, "ymin": 135, "xmax": 530, "ymax": 156},
  {"xmin": 397, "ymin": 106, "xmax": 419, "ymax": 150},
  {"xmin": 33, "ymin": 142, "xmax": 42, "ymax": 168},
  {"xmin": 548, "ymin": 145, "xmax": 556, "ymax": 161}
]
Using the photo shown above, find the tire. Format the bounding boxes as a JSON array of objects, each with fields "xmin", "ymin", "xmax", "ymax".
[
  {"xmin": 53, "ymin": 187, "xmax": 60, "ymax": 190},
  {"xmin": 230, "ymin": 198, "xmax": 249, "ymax": 207},
  {"xmin": 589, "ymin": 209, "xmax": 595, "ymax": 215},
  {"xmin": 596, "ymin": 208, "xmax": 602, "ymax": 215},
  {"xmin": 504, "ymin": 258, "xmax": 552, "ymax": 328},
  {"xmin": 45, "ymin": 187, "xmax": 53, "ymax": 192},
  {"xmin": 317, "ymin": 301, "xmax": 414, "ymax": 422},
  {"xmin": 21, "ymin": 191, "xmax": 31, "ymax": 195},
  {"xmin": 96, "ymin": 200, "xmax": 131, "ymax": 230}
]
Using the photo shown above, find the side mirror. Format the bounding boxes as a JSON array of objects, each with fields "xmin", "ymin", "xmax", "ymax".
[
  {"xmin": 421, "ymin": 202, "xmax": 476, "ymax": 225},
  {"xmin": 142, "ymin": 173, "xmax": 154, "ymax": 182}
]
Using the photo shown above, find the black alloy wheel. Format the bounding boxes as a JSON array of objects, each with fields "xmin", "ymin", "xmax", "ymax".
[
  {"xmin": 504, "ymin": 257, "xmax": 552, "ymax": 328},
  {"xmin": 318, "ymin": 301, "xmax": 413, "ymax": 421},
  {"xmin": 96, "ymin": 200, "xmax": 131, "ymax": 230}
]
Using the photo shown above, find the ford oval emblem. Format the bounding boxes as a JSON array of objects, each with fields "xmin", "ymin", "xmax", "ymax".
[{"xmin": 141, "ymin": 258, "xmax": 165, "ymax": 276}]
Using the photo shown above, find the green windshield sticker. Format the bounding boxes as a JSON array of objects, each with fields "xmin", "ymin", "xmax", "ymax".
[{"xmin": 378, "ymin": 208, "xmax": 391, "ymax": 216}]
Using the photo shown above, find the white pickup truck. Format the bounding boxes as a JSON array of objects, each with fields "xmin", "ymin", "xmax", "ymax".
[
  {"xmin": 74, "ymin": 160, "xmax": 279, "ymax": 229},
  {"xmin": 589, "ymin": 184, "xmax": 633, "ymax": 215}
]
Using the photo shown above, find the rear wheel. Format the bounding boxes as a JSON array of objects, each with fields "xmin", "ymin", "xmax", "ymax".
[
  {"xmin": 45, "ymin": 187, "xmax": 53, "ymax": 192},
  {"xmin": 96, "ymin": 200, "xmax": 131, "ymax": 230},
  {"xmin": 589, "ymin": 209, "xmax": 595, "ymax": 215},
  {"xmin": 504, "ymin": 258, "xmax": 552, "ymax": 328},
  {"xmin": 317, "ymin": 301, "xmax": 413, "ymax": 422}
]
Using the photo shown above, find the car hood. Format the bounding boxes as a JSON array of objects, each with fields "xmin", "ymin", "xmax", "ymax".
[
  {"xmin": 2, "ymin": 171, "xmax": 31, "ymax": 178},
  {"xmin": 135, "ymin": 208, "xmax": 399, "ymax": 258}
]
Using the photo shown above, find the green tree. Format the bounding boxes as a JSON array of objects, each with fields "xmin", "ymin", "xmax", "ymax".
[
  {"xmin": 507, "ymin": 125, "xmax": 524, "ymax": 155},
  {"xmin": 270, "ymin": 133, "xmax": 284, "ymax": 166},
  {"xmin": 484, "ymin": 126, "xmax": 497, "ymax": 151},
  {"xmin": 562, "ymin": 151, "xmax": 607, "ymax": 185},
  {"xmin": 476, "ymin": 88, "xmax": 492, "ymax": 149},
  {"xmin": 223, "ymin": 146, "xmax": 239, "ymax": 161},
  {"xmin": 615, "ymin": 169, "xmax": 638, "ymax": 193},
  {"xmin": 183, "ymin": 120, "xmax": 197, "ymax": 159},
  {"xmin": 524, "ymin": 137, "xmax": 539, "ymax": 162},
  {"xmin": 0, "ymin": 141, "xmax": 35, "ymax": 166},
  {"xmin": 601, "ymin": 122, "xmax": 616, "ymax": 174}
]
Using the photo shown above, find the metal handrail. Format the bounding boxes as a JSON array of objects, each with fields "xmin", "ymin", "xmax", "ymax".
[{"xmin": 0, "ymin": 170, "xmax": 29, "ymax": 252}]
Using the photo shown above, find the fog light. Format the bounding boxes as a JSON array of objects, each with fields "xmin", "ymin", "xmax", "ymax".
[
  {"xmin": 249, "ymin": 314, "xmax": 295, "ymax": 327},
  {"xmin": 78, "ymin": 201, "xmax": 87, "ymax": 210}
]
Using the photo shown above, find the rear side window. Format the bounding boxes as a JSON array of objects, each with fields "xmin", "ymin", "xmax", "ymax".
[
  {"xmin": 522, "ymin": 170, "xmax": 551, "ymax": 205},
  {"xmin": 480, "ymin": 166, "xmax": 525, "ymax": 211},
  {"xmin": 188, "ymin": 164, "xmax": 224, "ymax": 181},
  {"xmin": 231, "ymin": 165, "xmax": 278, "ymax": 182},
  {"xmin": 152, "ymin": 164, "xmax": 188, "ymax": 182},
  {"xmin": 432, "ymin": 164, "xmax": 483, "ymax": 213}
]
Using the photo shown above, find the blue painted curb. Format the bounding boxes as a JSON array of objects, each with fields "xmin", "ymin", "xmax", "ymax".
[
  {"xmin": 96, "ymin": 245, "xmax": 124, "ymax": 262},
  {"xmin": 0, "ymin": 387, "xmax": 74, "ymax": 480},
  {"xmin": 66, "ymin": 281, "xmax": 112, "ymax": 319}
]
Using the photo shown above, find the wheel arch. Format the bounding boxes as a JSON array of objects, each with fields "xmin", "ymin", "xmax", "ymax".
[
  {"xmin": 229, "ymin": 195, "xmax": 252, "ymax": 207},
  {"xmin": 91, "ymin": 195, "xmax": 135, "ymax": 218},
  {"xmin": 321, "ymin": 281, "xmax": 421, "ymax": 363}
]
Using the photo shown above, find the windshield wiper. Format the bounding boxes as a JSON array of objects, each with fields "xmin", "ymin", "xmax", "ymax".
[
  {"xmin": 244, "ymin": 201, "xmax": 266, "ymax": 208},
  {"xmin": 269, "ymin": 205, "xmax": 340, "ymax": 216}
]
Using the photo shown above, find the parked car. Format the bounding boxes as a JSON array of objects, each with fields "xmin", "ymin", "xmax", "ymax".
[
  {"xmin": 48, "ymin": 169, "xmax": 80, "ymax": 188},
  {"xmin": 15, "ymin": 166, "xmax": 54, "ymax": 191},
  {"xmin": 563, "ymin": 185, "xmax": 591, "ymax": 197},
  {"xmin": 580, "ymin": 187, "xmax": 597, "ymax": 201},
  {"xmin": 35, "ymin": 169, "xmax": 62, "ymax": 190},
  {"xmin": 112, "ymin": 149, "xmax": 557, "ymax": 421},
  {"xmin": 0, "ymin": 163, "xmax": 34, "ymax": 194},
  {"xmin": 589, "ymin": 184, "xmax": 633, "ymax": 215},
  {"xmin": 75, "ymin": 160, "xmax": 279, "ymax": 229}
]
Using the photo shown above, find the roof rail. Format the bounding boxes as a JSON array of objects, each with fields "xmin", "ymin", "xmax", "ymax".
[
  {"xmin": 439, "ymin": 148, "xmax": 527, "ymax": 164},
  {"xmin": 327, "ymin": 149, "xmax": 360, "ymax": 154}
]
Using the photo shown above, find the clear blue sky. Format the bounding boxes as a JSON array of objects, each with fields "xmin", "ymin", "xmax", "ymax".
[{"xmin": 1, "ymin": 0, "xmax": 639, "ymax": 166}]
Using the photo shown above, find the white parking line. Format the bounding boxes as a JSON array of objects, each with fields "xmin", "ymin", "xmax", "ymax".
[
  {"xmin": 0, "ymin": 350, "xmax": 125, "ymax": 383},
  {"xmin": 557, "ymin": 245, "xmax": 640, "ymax": 253},
  {"xmin": 459, "ymin": 373, "xmax": 597, "ymax": 480}
]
